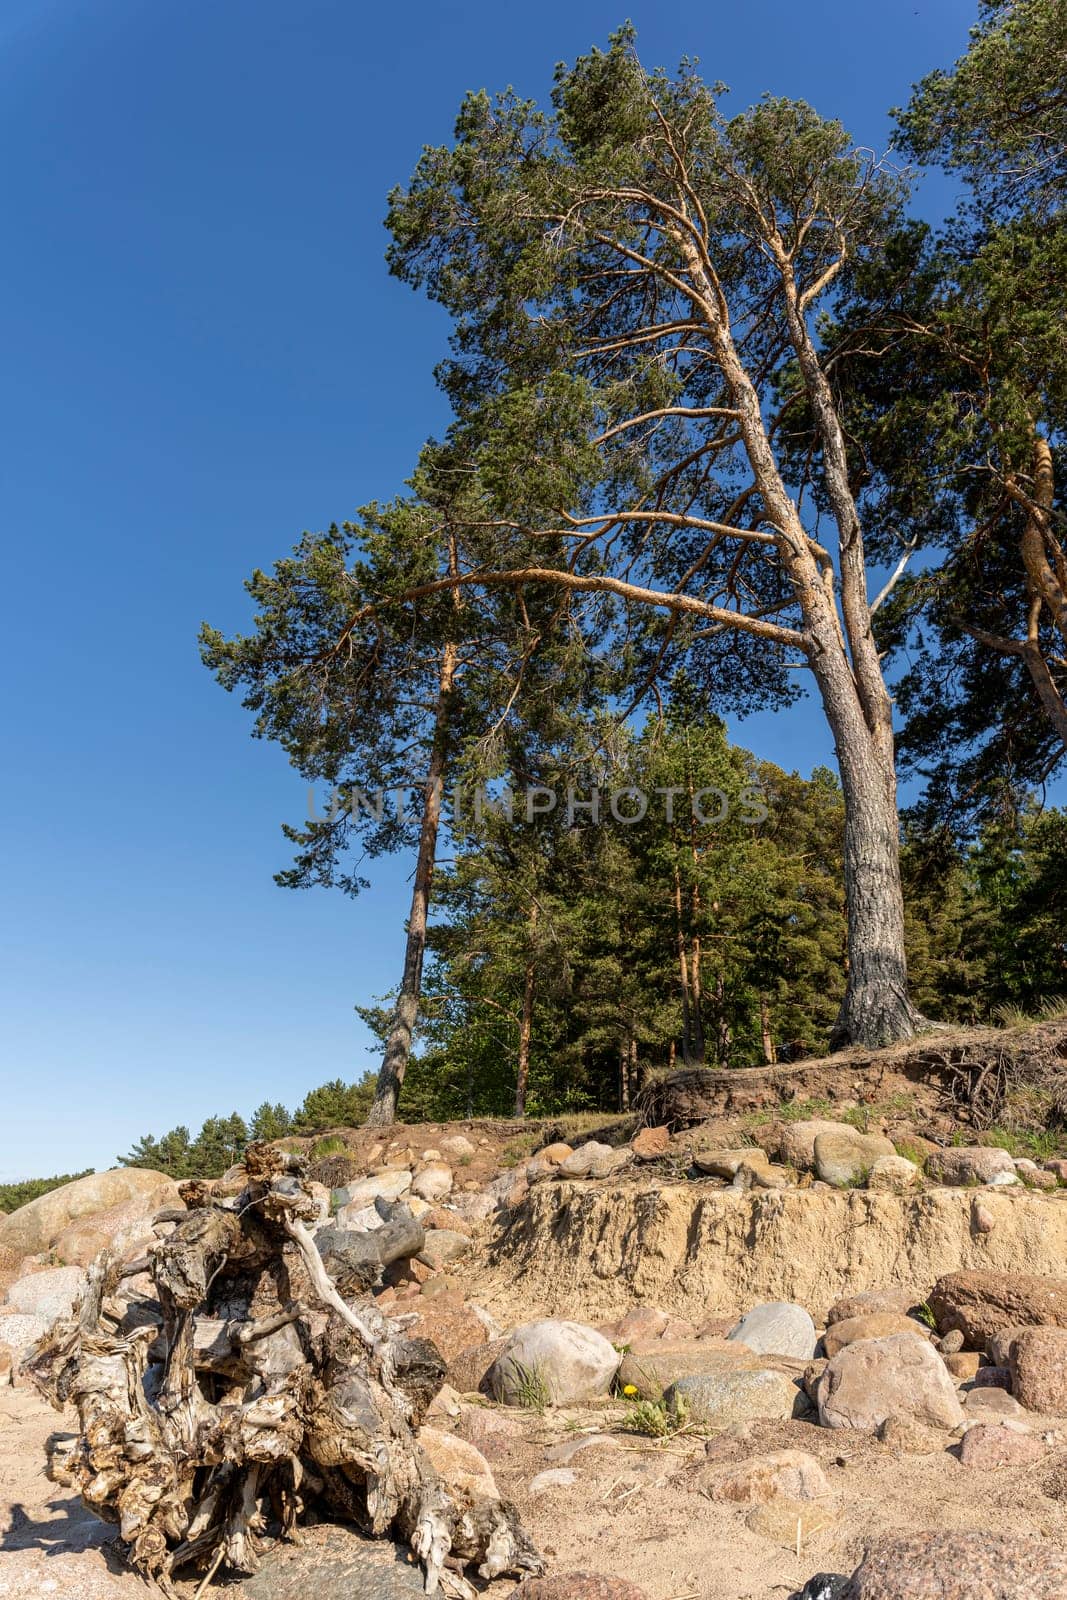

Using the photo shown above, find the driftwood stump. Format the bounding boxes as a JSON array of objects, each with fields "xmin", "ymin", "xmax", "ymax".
[{"xmin": 26, "ymin": 1143, "xmax": 542, "ymax": 1597}]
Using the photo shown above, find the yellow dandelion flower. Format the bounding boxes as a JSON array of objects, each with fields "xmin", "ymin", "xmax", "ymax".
[{"xmin": 622, "ymin": 1384, "xmax": 638, "ymax": 1396}]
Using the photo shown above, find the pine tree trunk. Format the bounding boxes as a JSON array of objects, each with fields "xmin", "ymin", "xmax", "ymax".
[
  {"xmin": 825, "ymin": 695, "xmax": 924, "ymax": 1049},
  {"xmin": 714, "ymin": 970, "xmax": 731, "ymax": 1065},
  {"xmin": 680, "ymin": 235, "xmax": 924, "ymax": 1052},
  {"xmin": 689, "ymin": 925, "xmax": 706, "ymax": 1066},
  {"xmin": 687, "ymin": 757, "xmax": 707, "ymax": 1065},
  {"xmin": 673, "ymin": 865, "xmax": 697, "ymax": 1066},
  {"xmin": 366, "ymin": 642, "xmax": 457, "ymax": 1127},
  {"xmin": 1016, "ymin": 437, "xmax": 1067, "ymax": 747},
  {"xmin": 760, "ymin": 993, "xmax": 776, "ymax": 1065},
  {"xmin": 514, "ymin": 906, "xmax": 538, "ymax": 1118}
]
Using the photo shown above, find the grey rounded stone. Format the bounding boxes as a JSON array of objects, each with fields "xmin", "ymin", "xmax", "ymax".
[
  {"xmin": 489, "ymin": 1319, "xmax": 620, "ymax": 1405},
  {"xmin": 727, "ymin": 1301, "xmax": 818, "ymax": 1360},
  {"xmin": 693, "ymin": 1147, "xmax": 771, "ymax": 1179},
  {"xmin": 0, "ymin": 1311, "xmax": 49, "ymax": 1360},
  {"xmin": 241, "ymin": 1526, "xmax": 426, "ymax": 1598},
  {"xmin": 666, "ymin": 1367, "xmax": 803, "ymax": 1426},
  {"xmin": 926, "ymin": 1146, "xmax": 1017, "ymax": 1186},
  {"xmin": 5, "ymin": 1265, "xmax": 87, "ymax": 1327},
  {"xmin": 813, "ymin": 1129, "xmax": 896, "ymax": 1187}
]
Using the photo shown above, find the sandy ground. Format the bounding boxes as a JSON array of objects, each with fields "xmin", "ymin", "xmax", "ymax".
[
  {"xmin": 486, "ymin": 1403, "xmax": 1067, "ymax": 1598},
  {"xmin": 4, "ymin": 1377, "xmax": 1067, "ymax": 1600}
]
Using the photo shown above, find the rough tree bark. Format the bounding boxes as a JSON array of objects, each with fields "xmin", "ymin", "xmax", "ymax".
[
  {"xmin": 760, "ymin": 994, "xmax": 776, "ymax": 1065},
  {"xmin": 26, "ymin": 1143, "xmax": 541, "ymax": 1597},
  {"xmin": 368, "ymin": 640, "xmax": 458, "ymax": 1127},
  {"xmin": 514, "ymin": 902, "xmax": 538, "ymax": 1118},
  {"xmin": 969, "ymin": 435, "xmax": 1067, "ymax": 750},
  {"xmin": 680, "ymin": 230, "xmax": 926, "ymax": 1049},
  {"xmin": 672, "ymin": 864, "xmax": 698, "ymax": 1068}
]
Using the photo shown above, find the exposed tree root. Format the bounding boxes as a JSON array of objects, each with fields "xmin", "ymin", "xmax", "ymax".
[
  {"xmin": 635, "ymin": 1019, "xmax": 1067, "ymax": 1131},
  {"xmin": 25, "ymin": 1142, "xmax": 543, "ymax": 1596}
]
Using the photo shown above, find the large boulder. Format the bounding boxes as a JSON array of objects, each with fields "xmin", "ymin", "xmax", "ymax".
[
  {"xmin": 0, "ymin": 1311, "xmax": 49, "ymax": 1366},
  {"xmin": 335, "ymin": 1169, "xmax": 412, "ymax": 1211},
  {"xmin": 817, "ymin": 1333, "xmax": 964, "ymax": 1432},
  {"xmin": 822, "ymin": 1313, "xmax": 931, "ymax": 1359},
  {"xmin": 50, "ymin": 1181, "xmax": 182, "ymax": 1267},
  {"xmin": 958, "ymin": 1422, "xmax": 1048, "ymax": 1468},
  {"xmin": 617, "ymin": 1338, "xmax": 756, "ymax": 1398},
  {"xmin": 411, "ymin": 1164, "xmax": 453, "ymax": 1203},
  {"xmin": 557, "ymin": 1142, "xmax": 632, "ymax": 1179},
  {"xmin": 488, "ymin": 1319, "xmax": 620, "ymax": 1406},
  {"xmin": 867, "ymin": 1155, "xmax": 922, "ymax": 1193},
  {"xmin": 693, "ymin": 1147, "xmax": 771, "ymax": 1180},
  {"xmin": 813, "ymin": 1129, "xmax": 896, "ymax": 1187},
  {"xmin": 925, "ymin": 1146, "xmax": 1018, "ymax": 1186},
  {"xmin": 928, "ymin": 1270, "xmax": 1067, "ymax": 1349},
  {"xmin": 844, "ymin": 1532, "xmax": 1067, "ymax": 1598},
  {"xmin": 727, "ymin": 1302, "xmax": 817, "ymax": 1360},
  {"xmin": 1009, "ymin": 1325, "xmax": 1067, "ymax": 1415},
  {"xmin": 666, "ymin": 1368, "xmax": 803, "ymax": 1426},
  {"xmin": 777, "ymin": 1119, "xmax": 847, "ymax": 1172},
  {"xmin": 5, "ymin": 1265, "xmax": 87, "ymax": 1327},
  {"xmin": 826, "ymin": 1289, "xmax": 917, "ymax": 1326},
  {"xmin": 0, "ymin": 1168, "xmax": 177, "ymax": 1257},
  {"xmin": 404, "ymin": 1295, "xmax": 488, "ymax": 1366}
]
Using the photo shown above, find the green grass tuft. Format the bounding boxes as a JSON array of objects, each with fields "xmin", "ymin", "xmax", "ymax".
[
  {"xmin": 505, "ymin": 1361, "xmax": 551, "ymax": 1412},
  {"xmin": 309, "ymin": 1135, "xmax": 348, "ymax": 1161}
]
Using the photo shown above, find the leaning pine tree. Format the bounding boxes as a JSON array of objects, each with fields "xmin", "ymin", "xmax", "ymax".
[
  {"xmin": 374, "ymin": 30, "xmax": 928, "ymax": 1045},
  {"xmin": 203, "ymin": 474, "xmax": 605, "ymax": 1123},
  {"xmin": 201, "ymin": 500, "xmax": 467, "ymax": 1126}
]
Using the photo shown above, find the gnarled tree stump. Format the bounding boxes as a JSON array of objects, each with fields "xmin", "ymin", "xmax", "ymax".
[{"xmin": 26, "ymin": 1142, "xmax": 542, "ymax": 1597}]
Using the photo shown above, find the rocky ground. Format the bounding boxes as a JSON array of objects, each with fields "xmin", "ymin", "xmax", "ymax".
[{"xmin": 5, "ymin": 1030, "xmax": 1067, "ymax": 1598}]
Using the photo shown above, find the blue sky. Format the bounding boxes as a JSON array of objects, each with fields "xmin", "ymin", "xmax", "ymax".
[{"xmin": 1, "ymin": 0, "xmax": 983, "ymax": 1180}]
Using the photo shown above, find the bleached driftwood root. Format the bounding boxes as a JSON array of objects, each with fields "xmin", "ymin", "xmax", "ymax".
[{"xmin": 26, "ymin": 1142, "xmax": 542, "ymax": 1597}]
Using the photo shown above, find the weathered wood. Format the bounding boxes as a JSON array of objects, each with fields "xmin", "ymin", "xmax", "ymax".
[
  {"xmin": 315, "ymin": 1198, "xmax": 426, "ymax": 1296},
  {"xmin": 25, "ymin": 1141, "xmax": 542, "ymax": 1597}
]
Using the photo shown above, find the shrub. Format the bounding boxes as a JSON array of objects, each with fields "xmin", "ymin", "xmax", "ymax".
[{"xmin": 0, "ymin": 1170, "xmax": 93, "ymax": 1214}]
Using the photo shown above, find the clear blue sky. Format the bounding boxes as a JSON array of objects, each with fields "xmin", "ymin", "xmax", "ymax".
[{"xmin": 1, "ymin": 0, "xmax": 982, "ymax": 1180}]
